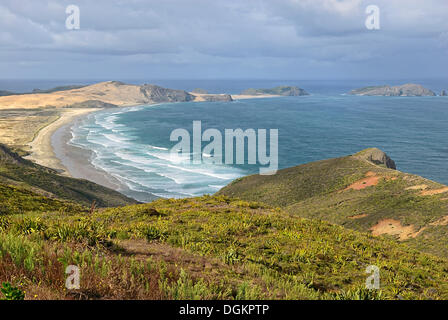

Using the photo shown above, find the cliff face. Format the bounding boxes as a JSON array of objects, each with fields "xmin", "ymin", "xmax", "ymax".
[
  {"xmin": 349, "ymin": 83, "xmax": 436, "ymax": 96},
  {"xmin": 241, "ymin": 86, "xmax": 309, "ymax": 96},
  {"xmin": 140, "ymin": 84, "xmax": 195, "ymax": 103},
  {"xmin": 0, "ymin": 81, "xmax": 197, "ymax": 109},
  {"xmin": 354, "ymin": 148, "xmax": 396, "ymax": 169}
]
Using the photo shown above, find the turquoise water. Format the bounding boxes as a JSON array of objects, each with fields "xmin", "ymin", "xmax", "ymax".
[{"xmin": 69, "ymin": 91, "xmax": 448, "ymax": 202}]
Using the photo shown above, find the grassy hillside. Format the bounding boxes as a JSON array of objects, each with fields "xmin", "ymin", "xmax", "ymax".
[
  {"xmin": 2, "ymin": 195, "xmax": 448, "ymax": 300},
  {"xmin": 218, "ymin": 148, "xmax": 448, "ymax": 258},
  {"xmin": 0, "ymin": 144, "xmax": 137, "ymax": 208},
  {"xmin": 2, "ymin": 146, "xmax": 448, "ymax": 300}
]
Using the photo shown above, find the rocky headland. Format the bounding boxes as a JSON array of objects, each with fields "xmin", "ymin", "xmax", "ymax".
[
  {"xmin": 240, "ymin": 86, "xmax": 309, "ymax": 96},
  {"xmin": 349, "ymin": 83, "xmax": 436, "ymax": 96}
]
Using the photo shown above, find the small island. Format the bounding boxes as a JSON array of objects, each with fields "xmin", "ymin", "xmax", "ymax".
[
  {"xmin": 240, "ymin": 85, "xmax": 309, "ymax": 96},
  {"xmin": 349, "ymin": 83, "xmax": 436, "ymax": 96}
]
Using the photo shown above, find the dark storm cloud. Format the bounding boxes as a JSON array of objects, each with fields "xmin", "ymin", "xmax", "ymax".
[{"xmin": 0, "ymin": 0, "xmax": 447, "ymax": 79}]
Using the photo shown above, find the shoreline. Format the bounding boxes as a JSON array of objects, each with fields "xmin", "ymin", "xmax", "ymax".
[
  {"xmin": 51, "ymin": 111, "xmax": 124, "ymax": 190},
  {"xmin": 26, "ymin": 95, "xmax": 278, "ymax": 175},
  {"xmin": 25, "ymin": 108, "xmax": 100, "ymax": 175},
  {"xmin": 51, "ymin": 107, "xmax": 160, "ymax": 202},
  {"xmin": 24, "ymin": 95, "xmax": 282, "ymax": 197}
]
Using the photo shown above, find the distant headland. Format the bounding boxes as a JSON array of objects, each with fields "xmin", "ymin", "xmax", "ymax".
[
  {"xmin": 349, "ymin": 83, "xmax": 436, "ymax": 96},
  {"xmin": 240, "ymin": 85, "xmax": 309, "ymax": 96}
]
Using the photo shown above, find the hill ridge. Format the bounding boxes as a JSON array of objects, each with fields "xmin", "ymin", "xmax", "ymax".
[{"xmin": 218, "ymin": 148, "xmax": 448, "ymax": 258}]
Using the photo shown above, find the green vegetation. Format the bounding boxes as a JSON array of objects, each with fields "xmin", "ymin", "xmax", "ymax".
[
  {"xmin": 31, "ymin": 85, "xmax": 87, "ymax": 94},
  {"xmin": 2, "ymin": 193, "xmax": 448, "ymax": 300},
  {"xmin": 2, "ymin": 146, "xmax": 448, "ymax": 299},
  {"xmin": 219, "ymin": 149, "xmax": 448, "ymax": 258},
  {"xmin": 0, "ymin": 144, "xmax": 137, "ymax": 207},
  {"xmin": 240, "ymin": 86, "xmax": 309, "ymax": 96},
  {"xmin": 349, "ymin": 85, "xmax": 388, "ymax": 94},
  {"xmin": 1, "ymin": 282, "xmax": 25, "ymax": 300}
]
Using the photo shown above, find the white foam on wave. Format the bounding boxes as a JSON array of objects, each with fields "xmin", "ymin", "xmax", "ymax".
[
  {"xmin": 109, "ymin": 172, "xmax": 147, "ymax": 193},
  {"xmin": 68, "ymin": 106, "xmax": 247, "ymax": 199},
  {"xmin": 208, "ymin": 185, "xmax": 225, "ymax": 190},
  {"xmin": 154, "ymin": 171, "xmax": 186, "ymax": 185},
  {"xmin": 146, "ymin": 151, "xmax": 191, "ymax": 164},
  {"xmin": 112, "ymin": 152, "xmax": 190, "ymax": 184},
  {"xmin": 97, "ymin": 115, "xmax": 118, "ymax": 130},
  {"xmin": 163, "ymin": 163, "xmax": 240, "ymax": 180},
  {"xmin": 110, "ymin": 169, "xmax": 194, "ymax": 197},
  {"xmin": 110, "ymin": 160, "xmax": 154, "ymax": 174},
  {"xmin": 103, "ymin": 133, "xmax": 132, "ymax": 143},
  {"xmin": 149, "ymin": 145, "xmax": 169, "ymax": 151},
  {"xmin": 115, "ymin": 151, "xmax": 155, "ymax": 166}
]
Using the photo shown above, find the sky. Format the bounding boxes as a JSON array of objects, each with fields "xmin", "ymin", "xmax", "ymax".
[{"xmin": 0, "ymin": 0, "xmax": 447, "ymax": 80}]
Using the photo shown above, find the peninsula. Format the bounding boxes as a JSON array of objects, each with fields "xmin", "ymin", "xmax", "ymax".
[
  {"xmin": 0, "ymin": 81, "xmax": 283, "ymax": 171},
  {"xmin": 349, "ymin": 83, "xmax": 436, "ymax": 96}
]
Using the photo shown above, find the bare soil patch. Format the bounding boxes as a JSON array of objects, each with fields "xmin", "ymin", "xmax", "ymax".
[
  {"xmin": 421, "ymin": 187, "xmax": 448, "ymax": 196},
  {"xmin": 370, "ymin": 219, "xmax": 417, "ymax": 241},
  {"xmin": 405, "ymin": 184, "xmax": 428, "ymax": 191},
  {"xmin": 344, "ymin": 171, "xmax": 380, "ymax": 191},
  {"xmin": 348, "ymin": 213, "xmax": 369, "ymax": 220}
]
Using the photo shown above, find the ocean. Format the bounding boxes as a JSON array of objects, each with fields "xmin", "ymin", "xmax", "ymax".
[{"xmin": 59, "ymin": 79, "xmax": 448, "ymax": 202}]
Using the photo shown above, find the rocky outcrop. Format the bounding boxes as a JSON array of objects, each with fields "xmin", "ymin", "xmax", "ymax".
[
  {"xmin": 354, "ymin": 148, "xmax": 396, "ymax": 169},
  {"xmin": 140, "ymin": 84, "xmax": 195, "ymax": 103},
  {"xmin": 441, "ymin": 90, "xmax": 447, "ymax": 96},
  {"xmin": 193, "ymin": 94, "xmax": 233, "ymax": 102},
  {"xmin": 0, "ymin": 81, "xmax": 228, "ymax": 110},
  {"xmin": 241, "ymin": 86, "xmax": 309, "ymax": 96},
  {"xmin": 349, "ymin": 84, "xmax": 436, "ymax": 96}
]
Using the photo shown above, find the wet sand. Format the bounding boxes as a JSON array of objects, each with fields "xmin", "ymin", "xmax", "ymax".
[
  {"xmin": 26, "ymin": 95, "xmax": 279, "ymax": 198},
  {"xmin": 51, "ymin": 115, "xmax": 124, "ymax": 190}
]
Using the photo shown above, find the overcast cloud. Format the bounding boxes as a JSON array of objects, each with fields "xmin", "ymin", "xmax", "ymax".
[{"xmin": 0, "ymin": 0, "xmax": 447, "ymax": 79}]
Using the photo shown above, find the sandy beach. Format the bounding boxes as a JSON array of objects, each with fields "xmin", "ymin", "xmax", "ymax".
[
  {"xmin": 25, "ymin": 108, "xmax": 99, "ymax": 175},
  {"xmin": 20, "ymin": 90, "xmax": 283, "ymax": 196},
  {"xmin": 51, "ymin": 114, "xmax": 130, "ymax": 191},
  {"xmin": 230, "ymin": 94, "xmax": 280, "ymax": 100},
  {"xmin": 24, "ymin": 93, "xmax": 279, "ymax": 176}
]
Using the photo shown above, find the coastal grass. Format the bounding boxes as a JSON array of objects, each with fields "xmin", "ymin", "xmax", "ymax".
[
  {"xmin": 2, "ymin": 195, "xmax": 448, "ymax": 300},
  {"xmin": 219, "ymin": 152, "xmax": 448, "ymax": 258},
  {"xmin": 0, "ymin": 107, "xmax": 60, "ymax": 149},
  {"xmin": 2, "ymin": 146, "xmax": 448, "ymax": 299},
  {"xmin": 0, "ymin": 144, "xmax": 137, "ymax": 207}
]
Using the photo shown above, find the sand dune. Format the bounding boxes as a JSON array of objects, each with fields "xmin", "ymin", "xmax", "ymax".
[
  {"xmin": 0, "ymin": 81, "xmax": 151, "ymax": 109},
  {"xmin": 0, "ymin": 80, "xmax": 282, "ymax": 172}
]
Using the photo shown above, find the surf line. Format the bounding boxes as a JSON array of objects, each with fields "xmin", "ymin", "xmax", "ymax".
[{"xmin": 169, "ymin": 120, "xmax": 278, "ymax": 175}]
